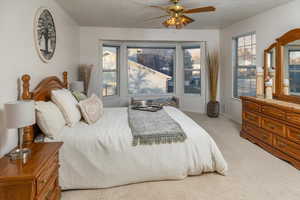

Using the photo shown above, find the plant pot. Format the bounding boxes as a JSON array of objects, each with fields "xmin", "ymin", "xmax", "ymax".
[{"xmin": 207, "ymin": 101, "xmax": 220, "ymax": 118}]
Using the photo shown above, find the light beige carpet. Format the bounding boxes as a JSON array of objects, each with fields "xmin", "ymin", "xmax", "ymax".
[{"xmin": 61, "ymin": 113, "xmax": 300, "ymax": 200}]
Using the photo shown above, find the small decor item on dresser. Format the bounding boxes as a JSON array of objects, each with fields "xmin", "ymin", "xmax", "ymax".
[
  {"xmin": 283, "ymin": 79, "xmax": 290, "ymax": 95},
  {"xmin": 34, "ymin": 8, "xmax": 56, "ymax": 63},
  {"xmin": 256, "ymin": 67, "xmax": 264, "ymax": 98},
  {"xmin": 207, "ymin": 49, "xmax": 220, "ymax": 118},
  {"xmin": 4, "ymin": 100, "xmax": 36, "ymax": 161},
  {"xmin": 265, "ymin": 80, "xmax": 273, "ymax": 99}
]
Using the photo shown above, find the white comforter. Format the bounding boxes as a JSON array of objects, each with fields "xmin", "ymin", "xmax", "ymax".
[{"xmin": 50, "ymin": 106, "xmax": 228, "ymax": 190}]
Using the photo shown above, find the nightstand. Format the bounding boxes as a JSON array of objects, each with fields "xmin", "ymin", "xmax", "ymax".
[{"xmin": 0, "ymin": 142, "xmax": 63, "ymax": 200}]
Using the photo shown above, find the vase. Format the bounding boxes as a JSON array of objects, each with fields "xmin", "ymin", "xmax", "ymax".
[{"xmin": 207, "ymin": 101, "xmax": 220, "ymax": 118}]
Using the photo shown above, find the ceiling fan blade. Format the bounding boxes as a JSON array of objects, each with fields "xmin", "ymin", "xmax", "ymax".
[
  {"xmin": 144, "ymin": 15, "xmax": 169, "ymax": 22},
  {"xmin": 183, "ymin": 6, "xmax": 216, "ymax": 14},
  {"xmin": 149, "ymin": 5, "xmax": 168, "ymax": 12}
]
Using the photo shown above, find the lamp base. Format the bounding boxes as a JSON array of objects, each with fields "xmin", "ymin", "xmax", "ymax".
[{"xmin": 10, "ymin": 148, "xmax": 31, "ymax": 162}]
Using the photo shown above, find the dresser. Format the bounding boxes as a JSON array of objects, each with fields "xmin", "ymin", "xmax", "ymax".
[
  {"xmin": 241, "ymin": 96, "xmax": 300, "ymax": 169},
  {"xmin": 0, "ymin": 142, "xmax": 63, "ymax": 200}
]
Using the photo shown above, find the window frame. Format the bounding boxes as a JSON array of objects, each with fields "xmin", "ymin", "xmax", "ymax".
[
  {"xmin": 233, "ymin": 32, "xmax": 257, "ymax": 99},
  {"xmin": 182, "ymin": 45, "xmax": 201, "ymax": 95},
  {"xmin": 102, "ymin": 44, "xmax": 121, "ymax": 97},
  {"xmin": 126, "ymin": 44, "xmax": 177, "ymax": 96}
]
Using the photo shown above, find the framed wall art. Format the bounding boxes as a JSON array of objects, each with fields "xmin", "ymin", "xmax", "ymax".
[{"xmin": 34, "ymin": 8, "xmax": 56, "ymax": 63}]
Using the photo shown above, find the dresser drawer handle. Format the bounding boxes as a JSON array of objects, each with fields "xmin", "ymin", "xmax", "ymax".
[
  {"xmin": 278, "ymin": 142, "xmax": 287, "ymax": 148},
  {"xmin": 247, "ymin": 115, "xmax": 256, "ymax": 121},
  {"xmin": 39, "ymin": 179, "xmax": 47, "ymax": 184},
  {"xmin": 262, "ymin": 135, "xmax": 268, "ymax": 140}
]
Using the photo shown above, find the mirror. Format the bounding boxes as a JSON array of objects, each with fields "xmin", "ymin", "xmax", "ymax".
[
  {"xmin": 275, "ymin": 28, "xmax": 300, "ymax": 104},
  {"xmin": 283, "ymin": 40, "xmax": 300, "ymax": 96},
  {"xmin": 264, "ymin": 43, "xmax": 276, "ymax": 94}
]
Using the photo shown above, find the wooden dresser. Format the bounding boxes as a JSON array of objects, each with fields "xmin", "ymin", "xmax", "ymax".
[
  {"xmin": 0, "ymin": 142, "xmax": 63, "ymax": 200},
  {"xmin": 241, "ymin": 96, "xmax": 300, "ymax": 169}
]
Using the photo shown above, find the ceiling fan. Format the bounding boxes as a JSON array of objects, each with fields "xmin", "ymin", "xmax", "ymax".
[{"xmin": 148, "ymin": 0, "xmax": 216, "ymax": 29}]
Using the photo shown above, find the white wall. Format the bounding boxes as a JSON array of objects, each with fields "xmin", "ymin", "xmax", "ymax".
[
  {"xmin": 220, "ymin": 0, "xmax": 300, "ymax": 123},
  {"xmin": 80, "ymin": 27, "xmax": 221, "ymax": 112},
  {"xmin": 0, "ymin": 0, "xmax": 80, "ymax": 157}
]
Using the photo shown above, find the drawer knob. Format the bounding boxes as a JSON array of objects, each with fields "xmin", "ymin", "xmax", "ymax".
[{"xmin": 40, "ymin": 179, "xmax": 47, "ymax": 184}]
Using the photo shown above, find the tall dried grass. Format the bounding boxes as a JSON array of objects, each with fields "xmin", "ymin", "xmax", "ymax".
[{"xmin": 207, "ymin": 50, "xmax": 220, "ymax": 102}]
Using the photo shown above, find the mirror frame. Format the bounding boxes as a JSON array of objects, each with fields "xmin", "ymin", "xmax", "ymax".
[
  {"xmin": 275, "ymin": 28, "xmax": 300, "ymax": 104},
  {"xmin": 264, "ymin": 43, "xmax": 277, "ymax": 95}
]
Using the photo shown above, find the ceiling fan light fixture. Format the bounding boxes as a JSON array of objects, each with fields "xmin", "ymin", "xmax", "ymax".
[
  {"xmin": 149, "ymin": 0, "xmax": 215, "ymax": 29},
  {"xmin": 163, "ymin": 15, "xmax": 193, "ymax": 29}
]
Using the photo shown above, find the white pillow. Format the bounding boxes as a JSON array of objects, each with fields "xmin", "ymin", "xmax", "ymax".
[
  {"xmin": 78, "ymin": 94, "xmax": 103, "ymax": 124},
  {"xmin": 51, "ymin": 89, "xmax": 82, "ymax": 127},
  {"xmin": 35, "ymin": 101, "xmax": 66, "ymax": 139}
]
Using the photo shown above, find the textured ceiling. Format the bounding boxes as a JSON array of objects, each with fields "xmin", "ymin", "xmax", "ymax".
[{"xmin": 55, "ymin": 0, "xmax": 292, "ymax": 29}]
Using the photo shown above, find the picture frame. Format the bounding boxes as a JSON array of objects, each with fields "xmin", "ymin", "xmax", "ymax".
[{"xmin": 34, "ymin": 7, "xmax": 56, "ymax": 63}]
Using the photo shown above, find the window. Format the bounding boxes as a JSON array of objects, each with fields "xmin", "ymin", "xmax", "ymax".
[
  {"xmin": 127, "ymin": 47, "xmax": 175, "ymax": 95},
  {"xmin": 102, "ymin": 45, "xmax": 119, "ymax": 97},
  {"xmin": 183, "ymin": 46, "xmax": 201, "ymax": 94},
  {"xmin": 233, "ymin": 33, "xmax": 256, "ymax": 98},
  {"xmin": 288, "ymin": 50, "xmax": 300, "ymax": 94}
]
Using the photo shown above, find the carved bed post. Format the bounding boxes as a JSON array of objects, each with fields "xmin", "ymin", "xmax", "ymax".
[
  {"xmin": 63, "ymin": 71, "xmax": 68, "ymax": 89},
  {"xmin": 21, "ymin": 74, "xmax": 34, "ymax": 144}
]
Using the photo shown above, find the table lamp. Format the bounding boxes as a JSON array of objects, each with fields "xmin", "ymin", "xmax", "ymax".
[
  {"xmin": 70, "ymin": 81, "xmax": 84, "ymax": 92},
  {"xmin": 4, "ymin": 100, "xmax": 35, "ymax": 160}
]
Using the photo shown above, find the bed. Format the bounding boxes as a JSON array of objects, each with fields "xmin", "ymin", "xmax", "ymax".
[{"xmin": 21, "ymin": 72, "xmax": 228, "ymax": 190}]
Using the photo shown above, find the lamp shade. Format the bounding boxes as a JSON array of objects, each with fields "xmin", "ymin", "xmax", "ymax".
[
  {"xmin": 70, "ymin": 81, "xmax": 84, "ymax": 92},
  {"xmin": 4, "ymin": 100, "xmax": 36, "ymax": 129}
]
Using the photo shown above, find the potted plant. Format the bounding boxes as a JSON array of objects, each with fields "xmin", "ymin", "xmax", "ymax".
[{"xmin": 207, "ymin": 50, "xmax": 220, "ymax": 118}]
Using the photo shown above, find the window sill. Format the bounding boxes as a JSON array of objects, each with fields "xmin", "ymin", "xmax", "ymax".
[
  {"xmin": 231, "ymin": 97, "xmax": 241, "ymax": 102},
  {"xmin": 103, "ymin": 95, "xmax": 119, "ymax": 100},
  {"xmin": 183, "ymin": 94, "xmax": 201, "ymax": 97}
]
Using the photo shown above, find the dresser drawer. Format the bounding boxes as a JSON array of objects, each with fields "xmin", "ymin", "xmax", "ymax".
[
  {"xmin": 261, "ymin": 105, "xmax": 285, "ymax": 120},
  {"xmin": 286, "ymin": 126, "xmax": 300, "ymax": 145},
  {"xmin": 261, "ymin": 118, "xmax": 285, "ymax": 137},
  {"xmin": 37, "ymin": 172, "xmax": 58, "ymax": 200},
  {"xmin": 273, "ymin": 136, "xmax": 300, "ymax": 161},
  {"xmin": 244, "ymin": 124, "xmax": 272, "ymax": 145},
  {"xmin": 243, "ymin": 112, "xmax": 261, "ymax": 127},
  {"xmin": 286, "ymin": 113, "xmax": 300, "ymax": 125},
  {"xmin": 244, "ymin": 101, "xmax": 260, "ymax": 112},
  {"xmin": 37, "ymin": 154, "xmax": 58, "ymax": 194}
]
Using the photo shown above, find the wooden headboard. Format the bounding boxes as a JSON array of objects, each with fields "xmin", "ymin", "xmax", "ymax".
[{"xmin": 21, "ymin": 72, "xmax": 68, "ymax": 144}]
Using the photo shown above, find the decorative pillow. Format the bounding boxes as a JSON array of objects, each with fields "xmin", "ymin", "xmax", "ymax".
[
  {"xmin": 51, "ymin": 89, "xmax": 82, "ymax": 127},
  {"xmin": 78, "ymin": 94, "xmax": 103, "ymax": 124},
  {"xmin": 72, "ymin": 91, "xmax": 88, "ymax": 102},
  {"xmin": 35, "ymin": 101, "xmax": 66, "ymax": 139}
]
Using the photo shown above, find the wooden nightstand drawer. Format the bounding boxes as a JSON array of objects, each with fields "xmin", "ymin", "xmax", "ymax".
[
  {"xmin": 286, "ymin": 126, "xmax": 300, "ymax": 145},
  {"xmin": 37, "ymin": 171, "xmax": 58, "ymax": 200},
  {"xmin": 243, "ymin": 111, "xmax": 261, "ymax": 127},
  {"xmin": 261, "ymin": 118, "xmax": 285, "ymax": 137},
  {"xmin": 244, "ymin": 124, "xmax": 272, "ymax": 145},
  {"xmin": 37, "ymin": 155, "xmax": 58, "ymax": 194},
  {"xmin": 273, "ymin": 136, "xmax": 300, "ymax": 161},
  {"xmin": 261, "ymin": 105, "xmax": 285, "ymax": 120}
]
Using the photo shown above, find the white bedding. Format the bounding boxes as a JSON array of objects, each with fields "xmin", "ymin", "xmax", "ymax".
[{"xmin": 48, "ymin": 106, "xmax": 228, "ymax": 190}]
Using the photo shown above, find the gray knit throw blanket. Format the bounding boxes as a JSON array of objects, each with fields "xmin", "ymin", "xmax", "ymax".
[{"xmin": 128, "ymin": 107, "xmax": 187, "ymax": 146}]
